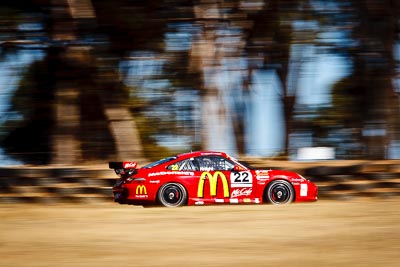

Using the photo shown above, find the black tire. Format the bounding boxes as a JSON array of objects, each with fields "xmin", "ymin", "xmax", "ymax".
[
  {"xmin": 265, "ymin": 180, "xmax": 294, "ymax": 204},
  {"xmin": 157, "ymin": 183, "xmax": 187, "ymax": 207}
]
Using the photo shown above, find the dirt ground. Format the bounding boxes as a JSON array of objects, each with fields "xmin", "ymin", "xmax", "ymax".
[{"xmin": 1, "ymin": 199, "xmax": 399, "ymax": 267}]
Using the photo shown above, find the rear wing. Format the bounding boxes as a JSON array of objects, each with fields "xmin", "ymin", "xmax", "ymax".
[
  {"xmin": 109, "ymin": 161, "xmax": 138, "ymax": 176},
  {"xmin": 109, "ymin": 161, "xmax": 137, "ymax": 169}
]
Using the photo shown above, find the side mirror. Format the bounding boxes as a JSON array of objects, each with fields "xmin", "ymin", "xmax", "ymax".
[{"xmin": 233, "ymin": 165, "xmax": 241, "ymax": 171}]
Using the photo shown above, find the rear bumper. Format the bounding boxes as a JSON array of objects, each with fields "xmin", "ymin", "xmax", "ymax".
[
  {"xmin": 112, "ymin": 186, "xmax": 127, "ymax": 203},
  {"xmin": 112, "ymin": 186, "xmax": 154, "ymax": 206}
]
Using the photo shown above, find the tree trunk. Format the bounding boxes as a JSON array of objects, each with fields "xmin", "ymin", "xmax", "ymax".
[
  {"xmin": 104, "ymin": 107, "xmax": 144, "ymax": 161},
  {"xmin": 191, "ymin": 2, "xmax": 234, "ymax": 153},
  {"xmin": 50, "ymin": 0, "xmax": 81, "ymax": 165}
]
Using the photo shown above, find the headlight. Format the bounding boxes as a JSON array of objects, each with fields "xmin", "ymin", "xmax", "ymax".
[{"xmin": 299, "ymin": 175, "xmax": 308, "ymax": 181}]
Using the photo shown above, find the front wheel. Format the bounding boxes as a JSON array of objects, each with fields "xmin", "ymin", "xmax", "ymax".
[
  {"xmin": 265, "ymin": 180, "xmax": 294, "ymax": 204},
  {"xmin": 157, "ymin": 183, "xmax": 187, "ymax": 207}
]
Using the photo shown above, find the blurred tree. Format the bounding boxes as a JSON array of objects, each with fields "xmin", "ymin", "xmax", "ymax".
[
  {"xmin": 1, "ymin": 0, "xmax": 400, "ymax": 164},
  {"xmin": 93, "ymin": 0, "xmax": 195, "ymax": 160},
  {"xmin": 0, "ymin": 0, "xmax": 136, "ymax": 164},
  {"xmin": 0, "ymin": 2, "xmax": 53, "ymax": 164},
  {"xmin": 245, "ymin": 0, "xmax": 315, "ymax": 158},
  {"xmin": 320, "ymin": 0, "xmax": 400, "ymax": 159},
  {"xmin": 189, "ymin": 0, "xmax": 247, "ymax": 154}
]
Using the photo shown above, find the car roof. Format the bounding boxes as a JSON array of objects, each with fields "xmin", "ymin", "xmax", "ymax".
[{"xmin": 176, "ymin": 151, "xmax": 228, "ymax": 159}]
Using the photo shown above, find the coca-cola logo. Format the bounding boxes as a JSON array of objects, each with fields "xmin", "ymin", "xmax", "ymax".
[
  {"xmin": 231, "ymin": 188, "xmax": 252, "ymax": 198},
  {"xmin": 123, "ymin": 162, "xmax": 137, "ymax": 169}
]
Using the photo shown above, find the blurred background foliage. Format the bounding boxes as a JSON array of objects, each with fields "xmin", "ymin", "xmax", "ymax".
[{"xmin": 0, "ymin": 0, "xmax": 399, "ymax": 165}]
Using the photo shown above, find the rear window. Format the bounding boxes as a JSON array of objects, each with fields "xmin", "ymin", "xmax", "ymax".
[
  {"xmin": 142, "ymin": 157, "xmax": 177, "ymax": 169},
  {"xmin": 167, "ymin": 158, "xmax": 199, "ymax": 171}
]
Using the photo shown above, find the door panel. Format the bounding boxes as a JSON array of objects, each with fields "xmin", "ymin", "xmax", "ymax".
[
  {"xmin": 196, "ymin": 171, "xmax": 230, "ymax": 200},
  {"xmin": 229, "ymin": 171, "xmax": 254, "ymax": 199}
]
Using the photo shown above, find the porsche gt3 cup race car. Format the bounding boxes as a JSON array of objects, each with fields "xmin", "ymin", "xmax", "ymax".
[{"xmin": 109, "ymin": 151, "xmax": 318, "ymax": 207}]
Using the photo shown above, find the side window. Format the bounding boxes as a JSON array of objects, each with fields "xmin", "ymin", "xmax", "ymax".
[
  {"xmin": 196, "ymin": 157, "xmax": 215, "ymax": 171},
  {"xmin": 167, "ymin": 158, "xmax": 199, "ymax": 171},
  {"xmin": 196, "ymin": 156, "xmax": 234, "ymax": 171},
  {"xmin": 216, "ymin": 157, "xmax": 235, "ymax": 171}
]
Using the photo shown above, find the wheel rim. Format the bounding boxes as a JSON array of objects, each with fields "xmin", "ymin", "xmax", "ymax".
[
  {"xmin": 269, "ymin": 183, "xmax": 292, "ymax": 204},
  {"xmin": 161, "ymin": 185, "xmax": 183, "ymax": 206}
]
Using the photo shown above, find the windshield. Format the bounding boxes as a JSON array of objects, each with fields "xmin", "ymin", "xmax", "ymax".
[
  {"xmin": 237, "ymin": 160, "xmax": 255, "ymax": 170},
  {"xmin": 227, "ymin": 154, "xmax": 254, "ymax": 170},
  {"xmin": 142, "ymin": 157, "xmax": 177, "ymax": 169}
]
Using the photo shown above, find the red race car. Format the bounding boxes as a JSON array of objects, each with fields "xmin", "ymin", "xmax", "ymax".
[{"xmin": 109, "ymin": 151, "xmax": 318, "ymax": 207}]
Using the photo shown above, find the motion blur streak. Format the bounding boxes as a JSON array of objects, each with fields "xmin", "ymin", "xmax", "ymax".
[{"xmin": 0, "ymin": 1, "xmax": 399, "ymax": 164}]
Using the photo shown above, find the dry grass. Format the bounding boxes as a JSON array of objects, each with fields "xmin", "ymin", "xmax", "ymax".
[{"xmin": 1, "ymin": 199, "xmax": 399, "ymax": 267}]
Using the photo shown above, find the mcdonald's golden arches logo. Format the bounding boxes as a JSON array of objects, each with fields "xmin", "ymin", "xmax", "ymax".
[
  {"xmin": 136, "ymin": 185, "xmax": 147, "ymax": 195},
  {"xmin": 197, "ymin": 171, "xmax": 229, "ymax": 198}
]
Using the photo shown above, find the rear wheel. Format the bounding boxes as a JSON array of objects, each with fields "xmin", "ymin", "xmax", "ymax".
[
  {"xmin": 265, "ymin": 180, "xmax": 294, "ymax": 204},
  {"xmin": 157, "ymin": 183, "xmax": 187, "ymax": 207}
]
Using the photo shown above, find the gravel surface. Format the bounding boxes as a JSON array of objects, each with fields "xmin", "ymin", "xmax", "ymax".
[{"xmin": 1, "ymin": 199, "xmax": 399, "ymax": 267}]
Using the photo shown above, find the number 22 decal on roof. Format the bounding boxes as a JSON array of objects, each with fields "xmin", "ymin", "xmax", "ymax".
[{"xmin": 230, "ymin": 171, "xmax": 252, "ymax": 188}]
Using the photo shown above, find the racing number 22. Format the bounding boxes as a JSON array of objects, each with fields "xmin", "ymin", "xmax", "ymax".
[
  {"xmin": 233, "ymin": 172, "xmax": 249, "ymax": 182},
  {"xmin": 230, "ymin": 171, "xmax": 252, "ymax": 188}
]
